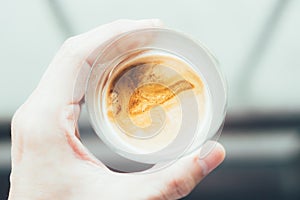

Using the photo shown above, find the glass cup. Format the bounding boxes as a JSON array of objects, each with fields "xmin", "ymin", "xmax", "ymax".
[{"xmin": 85, "ymin": 28, "xmax": 227, "ymax": 173}]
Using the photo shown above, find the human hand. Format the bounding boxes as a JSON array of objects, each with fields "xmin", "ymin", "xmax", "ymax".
[{"xmin": 9, "ymin": 19, "xmax": 225, "ymax": 200}]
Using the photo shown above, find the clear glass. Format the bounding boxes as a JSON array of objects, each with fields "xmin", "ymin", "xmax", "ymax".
[{"xmin": 85, "ymin": 28, "xmax": 227, "ymax": 172}]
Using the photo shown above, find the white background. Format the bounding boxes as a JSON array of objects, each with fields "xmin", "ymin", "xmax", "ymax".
[{"xmin": 1, "ymin": 0, "xmax": 300, "ymax": 118}]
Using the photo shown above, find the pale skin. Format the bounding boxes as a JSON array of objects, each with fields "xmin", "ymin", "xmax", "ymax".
[{"xmin": 9, "ymin": 19, "xmax": 226, "ymax": 200}]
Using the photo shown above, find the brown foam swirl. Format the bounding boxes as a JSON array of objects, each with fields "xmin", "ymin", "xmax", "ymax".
[{"xmin": 104, "ymin": 51, "xmax": 205, "ymax": 142}]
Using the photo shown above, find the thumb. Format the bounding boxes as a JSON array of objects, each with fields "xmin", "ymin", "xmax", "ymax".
[{"xmin": 152, "ymin": 142, "xmax": 225, "ymax": 199}]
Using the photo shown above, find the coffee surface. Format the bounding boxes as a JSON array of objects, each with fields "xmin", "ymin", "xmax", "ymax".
[{"xmin": 102, "ymin": 52, "xmax": 207, "ymax": 153}]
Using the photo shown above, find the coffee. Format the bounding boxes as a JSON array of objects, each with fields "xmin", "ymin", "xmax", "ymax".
[{"xmin": 101, "ymin": 50, "xmax": 210, "ymax": 153}]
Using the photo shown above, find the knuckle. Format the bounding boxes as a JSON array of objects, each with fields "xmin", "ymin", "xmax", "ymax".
[
  {"xmin": 11, "ymin": 103, "xmax": 61, "ymax": 154},
  {"xmin": 167, "ymin": 178, "xmax": 193, "ymax": 198},
  {"xmin": 63, "ymin": 36, "xmax": 79, "ymax": 46},
  {"xmin": 62, "ymin": 39, "xmax": 74, "ymax": 50},
  {"xmin": 11, "ymin": 101, "xmax": 52, "ymax": 137},
  {"xmin": 11, "ymin": 104, "xmax": 33, "ymax": 133},
  {"xmin": 12, "ymin": 95, "xmax": 72, "ymax": 135},
  {"xmin": 60, "ymin": 36, "xmax": 83, "ymax": 57}
]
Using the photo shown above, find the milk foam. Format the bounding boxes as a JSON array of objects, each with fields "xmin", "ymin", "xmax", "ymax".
[{"xmin": 99, "ymin": 50, "xmax": 212, "ymax": 155}]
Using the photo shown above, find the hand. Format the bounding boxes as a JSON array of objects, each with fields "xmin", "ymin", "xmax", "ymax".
[{"xmin": 9, "ymin": 19, "xmax": 225, "ymax": 200}]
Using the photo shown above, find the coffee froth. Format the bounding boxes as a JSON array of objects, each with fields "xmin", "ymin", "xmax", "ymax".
[{"xmin": 101, "ymin": 50, "xmax": 209, "ymax": 153}]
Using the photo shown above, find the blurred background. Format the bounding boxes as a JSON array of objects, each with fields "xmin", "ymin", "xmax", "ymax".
[{"xmin": 1, "ymin": 0, "xmax": 300, "ymax": 199}]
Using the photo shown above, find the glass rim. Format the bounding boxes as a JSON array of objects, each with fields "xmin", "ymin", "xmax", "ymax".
[{"xmin": 85, "ymin": 27, "xmax": 227, "ymax": 169}]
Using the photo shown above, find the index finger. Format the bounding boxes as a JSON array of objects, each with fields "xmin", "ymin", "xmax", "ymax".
[{"xmin": 33, "ymin": 19, "xmax": 163, "ymax": 106}]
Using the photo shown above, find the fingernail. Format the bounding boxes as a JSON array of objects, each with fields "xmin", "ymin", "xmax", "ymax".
[
  {"xmin": 198, "ymin": 159, "xmax": 209, "ymax": 176},
  {"xmin": 198, "ymin": 143, "xmax": 226, "ymax": 176}
]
